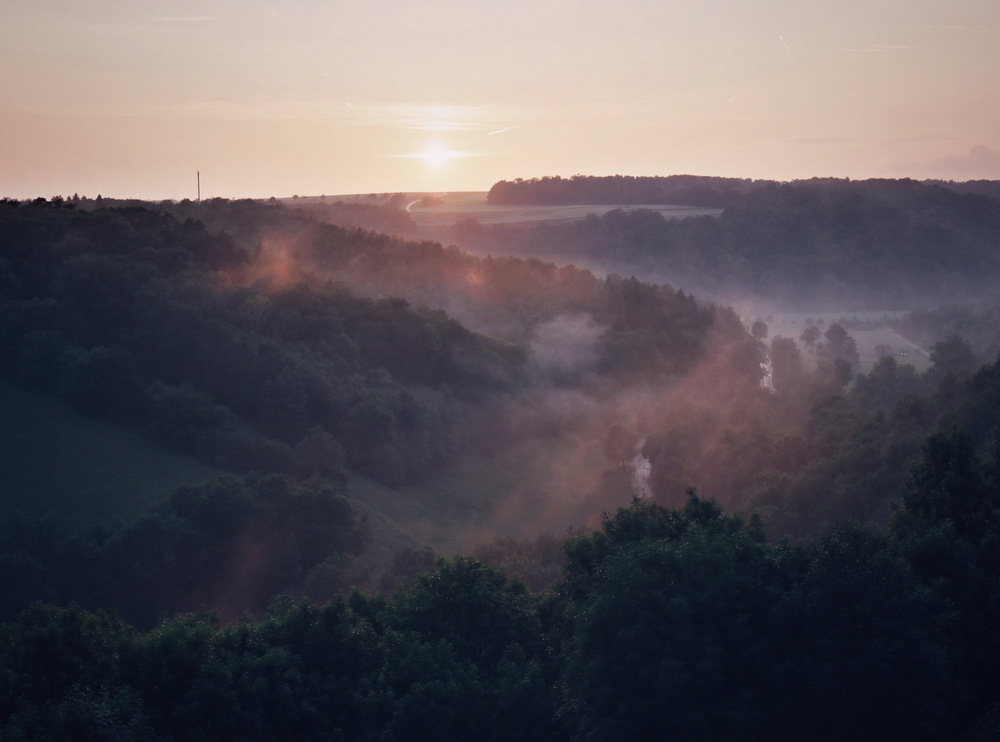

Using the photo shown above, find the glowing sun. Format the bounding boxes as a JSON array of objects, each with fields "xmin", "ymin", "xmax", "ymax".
[
  {"xmin": 418, "ymin": 141, "xmax": 461, "ymax": 170},
  {"xmin": 392, "ymin": 139, "xmax": 475, "ymax": 174}
]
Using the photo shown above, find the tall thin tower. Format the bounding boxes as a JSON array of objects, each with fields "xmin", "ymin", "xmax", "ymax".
[{"xmin": 197, "ymin": 171, "xmax": 201, "ymax": 202}]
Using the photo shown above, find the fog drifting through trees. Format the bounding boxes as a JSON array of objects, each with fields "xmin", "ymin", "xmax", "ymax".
[{"xmin": 2, "ymin": 177, "xmax": 1000, "ymax": 739}]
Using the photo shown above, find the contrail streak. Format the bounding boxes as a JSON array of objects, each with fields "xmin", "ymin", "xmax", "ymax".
[{"xmin": 779, "ymin": 35, "xmax": 798, "ymax": 67}]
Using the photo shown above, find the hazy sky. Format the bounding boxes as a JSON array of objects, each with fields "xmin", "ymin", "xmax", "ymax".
[{"xmin": 2, "ymin": 0, "xmax": 999, "ymax": 200}]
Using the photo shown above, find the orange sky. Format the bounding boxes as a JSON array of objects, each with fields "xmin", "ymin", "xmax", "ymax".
[{"xmin": 2, "ymin": 0, "xmax": 999, "ymax": 200}]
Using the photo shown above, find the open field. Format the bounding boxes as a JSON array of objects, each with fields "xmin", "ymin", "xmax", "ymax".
[
  {"xmin": 409, "ymin": 192, "xmax": 723, "ymax": 228},
  {"xmin": 0, "ymin": 378, "xmax": 631, "ymax": 561},
  {"xmin": 320, "ymin": 191, "xmax": 723, "ymax": 228},
  {"xmin": 754, "ymin": 311, "xmax": 933, "ymax": 374},
  {"xmin": 347, "ymin": 434, "xmax": 633, "ymax": 567},
  {"xmin": 0, "ymin": 382, "xmax": 227, "ymax": 530}
]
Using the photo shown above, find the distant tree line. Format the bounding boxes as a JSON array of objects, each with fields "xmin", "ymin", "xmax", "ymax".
[
  {"xmin": 892, "ymin": 302, "xmax": 1000, "ymax": 363},
  {"xmin": 472, "ymin": 177, "xmax": 1000, "ymax": 309},
  {"xmin": 927, "ymin": 178, "xmax": 1000, "ymax": 201},
  {"xmin": 487, "ymin": 174, "xmax": 756, "ymax": 208}
]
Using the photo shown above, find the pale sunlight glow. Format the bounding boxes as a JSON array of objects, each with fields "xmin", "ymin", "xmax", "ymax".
[
  {"xmin": 419, "ymin": 142, "xmax": 461, "ymax": 170},
  {"xmin": 393, "ymin": 140, "xmax": 475, "ymax": 172}
]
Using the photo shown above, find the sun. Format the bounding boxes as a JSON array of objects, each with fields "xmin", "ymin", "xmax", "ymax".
[
  {"xmin": 393, "ymin": 139, "xmax": 474, "ymax": 174},
  {"xmin": 418, "ymin": 141, "xmax": 460, "ymax": 170}
]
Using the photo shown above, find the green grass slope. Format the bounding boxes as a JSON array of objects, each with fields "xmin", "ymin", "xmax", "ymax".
[
  {"xmin": 0, "ymin": 381, "xmax": 228, "ymax": 530},
  {"xmin": 348, "ymin": 434, "xmax": 634, "ymax": 567},
  {"xmin": 0, "ymin": 377, "xmax": 633, "ymax": 563}
]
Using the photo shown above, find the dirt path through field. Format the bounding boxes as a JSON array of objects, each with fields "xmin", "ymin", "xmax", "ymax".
[{"xmin": 889, "ymin": 330, "xmax": 930, "ymax": 357}]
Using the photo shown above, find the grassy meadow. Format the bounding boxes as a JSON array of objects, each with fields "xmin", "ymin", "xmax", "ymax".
[
  {"xmin": 407, "ymin": 191, "xmax": 723, "ymax": 228},
  {"xmin": 757, "ymin": 311, "xmax": 932, "ymax": 374},
  {"xmin": 348, "ymin": 433, "xmax": 633, "ymax": 567},
  {"xmin": 318, "ymin": 191, "xmax": 722, "ymax": 228},
  {"xmin": 0, "ymin": 381, "xmax": 227, "ymax": 530},
  {"xmin": 1, "ymin": 377, "xmax": 632, "ymax": 561}
]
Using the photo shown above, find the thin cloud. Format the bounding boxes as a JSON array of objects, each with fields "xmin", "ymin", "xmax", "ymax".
[
  {"xmin": 384, "ymin": 104, "xmax": 495, "ymax": 131},
  {"xmin": 778, "ymin": 35, "xmax": 798, "ymax": 68},
  {"xmin": 383, "ymin": 149, "xmax": 480, "ymax": 160},
  {"xmin": 345, "ymin": 103, "xmax": 520, "ymax": 134},
  {"xmin": 785, "ymin": 138, "xmax": 856, "ymax": 146},
  {"xmin": 900, "ymin": 145, "xmax": 1000, "ymax": 180},
  {"xmin": 835, "ymin": 44, "xmax": 910, "ymax": 53},
  {"xmin": 151, "ymin": 17, "xmax": 217, "ymax": 23}
]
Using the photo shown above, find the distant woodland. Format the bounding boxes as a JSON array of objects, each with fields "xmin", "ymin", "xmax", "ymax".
[
  {"xmin": 2, "ymin": 183, "xmax": 1000, "ymax": 739},
  {"xmin": 477, "ymin": 175, "xmax": 1000, "ymax": 309}
]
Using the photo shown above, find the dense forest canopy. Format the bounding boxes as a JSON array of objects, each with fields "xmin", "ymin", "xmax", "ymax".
[
  {"xmin": 0, "ymin": 198, "xmax": 527, "ymax": 485},
  {"xmin": 3, "ymin": 180, "xmax": 1000, "ymax": 739},
  {"xmin": 3, "ymin": 479, "xmax": 1000, "ymax": 740},
  {"xmin": 0, "ymin": 198, "xmax": 754, "ymax": 487},
  {"xmin": 3, "ymin": 192, "xmax": 1000, "ymax": 544}
]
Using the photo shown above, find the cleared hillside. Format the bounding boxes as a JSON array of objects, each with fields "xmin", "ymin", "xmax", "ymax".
[{"xmin": 0, "ymin": 380, "xmax": 225, "ymax": 528}]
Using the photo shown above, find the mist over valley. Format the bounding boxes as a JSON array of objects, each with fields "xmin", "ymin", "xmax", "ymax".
[{"xmin": 3, "ymin": 174, "xmax": 1000, "ymax": 739}]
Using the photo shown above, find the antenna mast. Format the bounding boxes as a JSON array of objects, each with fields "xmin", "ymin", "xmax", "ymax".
[{"xmin": 197, "ymin": 171, "xmax": 201, "ymax": 202}]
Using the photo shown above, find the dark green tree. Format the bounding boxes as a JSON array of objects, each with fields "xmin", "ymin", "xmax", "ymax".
[{"xmin": 929, "ymin": 334, "xmax": 978, "ymax": 382}]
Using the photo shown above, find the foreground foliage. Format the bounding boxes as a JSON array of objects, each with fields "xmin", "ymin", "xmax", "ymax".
[
  {"xmin": 3, "ymin": 456, "xmax": 999, "ymax": 740},
  {"xmin": 0, "ymin": 475, "xmax": 369, "ymax": 627}
]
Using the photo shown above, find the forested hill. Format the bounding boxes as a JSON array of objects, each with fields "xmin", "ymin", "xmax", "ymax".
[
  {"xmin": 478, "ymin": 176, "xmax": 1000, "ymax": 308},
  {"xmin": 488, "ymin": 174, "xmax": 756, "ymax": 207},
  {"xmin": 0, "ymin": 198, "xmax": 755, "ymax": 488},
  {"xmin": 928, "ymin": 178, "xmax": 1000, "ymax": 200},
  {"xmin": 155, "ymin": 196, "xmax": 727, "ymax": 350},
  {"xmin": 486, "ymin": 172, "xmax": 1000, "ymax": 209},
  {"xmin": 4, "ymin": 195, "xmax": 1000, "ymax": 738}
]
